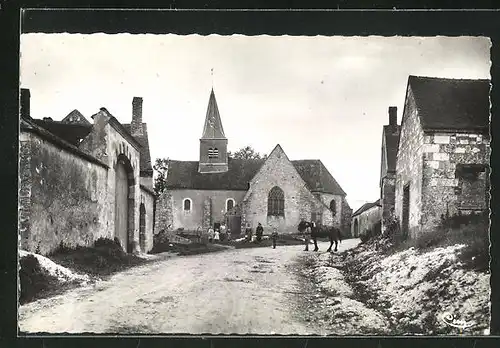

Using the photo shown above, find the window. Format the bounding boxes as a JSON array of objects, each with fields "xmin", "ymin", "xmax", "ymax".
[
  {"xmin": 208, "ymin": 148, "xmax": 219, "ymax": 159},
  {"xmin": 226, "ymin": 198, "xmax": 235, "ymax": 211},
  {"xmin": 330, "ymin": 199, "xmax": 337, "ymax": 216},
  {"xmin": 455, "ymin": 164, "xmax": 488, "ymax": 210},
  {"xmin": 183, "ymin": 198, "xmax": 192, "ymax": 212},
  {"xmin": 267, "ymin": 186, "xmax": 285, "ymax": 216}
]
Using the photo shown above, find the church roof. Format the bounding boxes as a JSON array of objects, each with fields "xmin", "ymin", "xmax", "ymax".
[
  {"xmin": 123, "ymin": 123, "xmax": 153, "ymax": 175},
  {"xmin": 166, "ymin": 158, "xmax": 264, "ymax": 190},
  {"xmin": 31, "ymin": 119, "xmax": 92, "ymax": 147},
  {"xmin": 292, "ymin": 160, "xmax": 346, "ymax": 196},
  {"xmin": 383, "ymin": 125, "xmax": 401, "ymax": 173},
  {"xmin": 166, "ymin": 157, "xmax": 347, "ymax": 195},
  {"xmin": 408, "ymin": 76, "xmax": 490, "ymax": 133},
  {"xmin": 201, "ymin": 89, "xmax": 226, "ymax": 139}
]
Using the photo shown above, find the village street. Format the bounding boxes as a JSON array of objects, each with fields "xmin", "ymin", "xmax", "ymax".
[{"xmin": 19, "ymin": 239, "xmax": 359, "ymax": 334}]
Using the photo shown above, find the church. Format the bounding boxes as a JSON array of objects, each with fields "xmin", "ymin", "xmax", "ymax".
[{"xmin": 154, "ymin": 89, "xmax": 352, "ymax": 236}]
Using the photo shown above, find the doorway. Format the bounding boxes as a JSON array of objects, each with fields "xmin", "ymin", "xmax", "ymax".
[
  {"xmin": 114, "ymin": 160, "xmax": 129, "ymax": 252},
  {"xmin": 402, "ymin": 184, "xmax": 410, "ymax": 239}
]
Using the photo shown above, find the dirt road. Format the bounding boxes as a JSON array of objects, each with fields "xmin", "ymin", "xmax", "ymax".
[{"xmin": 19, "ymin": 239, "xmax": 360, "ymax": 334}]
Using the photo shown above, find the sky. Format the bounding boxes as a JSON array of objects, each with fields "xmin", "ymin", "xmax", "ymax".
[{"xmin": 19, "ymin": 34, "xmax": 491, "ymax": 211}]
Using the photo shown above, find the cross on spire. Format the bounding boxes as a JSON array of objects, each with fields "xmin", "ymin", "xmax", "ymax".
[{"xmin": 211, "ymin": 68, "xmax": 214, "ymax": 89}]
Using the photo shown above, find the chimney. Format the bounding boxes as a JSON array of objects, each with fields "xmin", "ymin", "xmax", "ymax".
[
  {"xmin": 388, "ymin": 106, "xmax": 397, "ymax": 126},
  {"xmin": 131, "ymin": 97, "xmax": 143, "ymax": 136},
  {"xmin": 20, "ymin": 88, "xmax": 30, "ymax": 119}
]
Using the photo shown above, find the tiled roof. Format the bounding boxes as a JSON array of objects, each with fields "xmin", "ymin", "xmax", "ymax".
[
  {"xmin": 166, "ymin": 157, "xmax": 347, "ymax": 196},
  {"xmin": 123, "ymin": 123, "xmax": 153, "ymax": 174},
  {"xmin": 20, "ymin": 117, "xmax": 107, "ymax": 168},
  {"xmin": 201, "ymin": 89, "xmax": 226, "ymax": 139},
  {"xmin": 166, "ymin": 158, "xmax": 264, "ymax": 190},
  {"xmin": 292, "ymin": 160, "xmax": 346, "ymax": 196},
  {"xmin": 408, "ymin": 76, "xmax": 490, "ymax": 132},
  {"xmin": 383, "ymin": 125, "xmax": 401, "ymax": 173},
  {"xmin": 352, "ymin": 199, "xmax": 381, "ymax": 217},
  {"xmin": 31, "ymin": 119, "xmax": 92, "ymax": 147}
]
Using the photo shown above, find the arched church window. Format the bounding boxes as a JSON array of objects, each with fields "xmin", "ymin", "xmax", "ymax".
[
  {"xmin": 330, "ymin": 199, "xmax": 337, "ymax": 216},
  {"xmin": 268, "ymin": 186, "xmax": 285, "ymax": 217},
  {"xmin": 183, "ymin": 198, "xmax": 192, "ymax": 212},
  {"xmin": 226, "ymin": 198, "xmax": 235, "ymax": 211}
]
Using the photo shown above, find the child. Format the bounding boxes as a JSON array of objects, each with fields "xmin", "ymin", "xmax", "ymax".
[
  {"xmin": 214, "ymin": 229, "xmax": 220, "ymax": 242},
  {"xmin": 271, "ymin": 228, "xmax": 279, "ymax": 249}
]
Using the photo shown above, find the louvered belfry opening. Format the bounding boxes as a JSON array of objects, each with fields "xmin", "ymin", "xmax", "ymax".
[{"xmin": 268, "ymin": 186, "xmax": 285, "ymax": 217}]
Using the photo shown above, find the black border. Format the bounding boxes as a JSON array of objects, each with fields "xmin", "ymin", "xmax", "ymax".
[{"xmin": 1, "ymin": 2, "xmax": 500, "ymax": 348}]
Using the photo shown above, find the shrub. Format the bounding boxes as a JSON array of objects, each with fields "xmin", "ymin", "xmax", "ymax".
[{"xmin": 359, "ymin": 221, "xmax": 382, "ymax": 244}]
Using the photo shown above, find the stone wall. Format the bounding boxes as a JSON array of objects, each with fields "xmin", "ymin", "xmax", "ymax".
[
  {"xmin": 421, "ymin": 132, "xmax": 490, "ymax": 232},
  {"xmin": 381, "ymin": 173, "xmax": 396, "ymax": 232},
  {"xmin": 351, "ymin": 205, "xmax": 382, "ymax": 237},
  {"xmin": 395, "ymin": 88, "xmax": 425, "ymax": 238},
  {"xmin": 239, "ymin": 145, "xmax": 331, "ymax": 233},
  {"xmin": 154, "ymin": 190, "xmax": 173, "ymax": 233},
  {"xmin": 19, "ymin": 131, "xmax": 110, "ymax": 255},
  {"xmin": 340, "ymin": 197, "xmax": 353, "ymax": 237},
  {"xmin": 81, "ymin": 110, "xmax": 143, "ymax": 252}
]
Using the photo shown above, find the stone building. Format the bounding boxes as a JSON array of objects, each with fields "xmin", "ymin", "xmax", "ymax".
[
  {"xmin": 394, "ymin": 76, "xmax": 490, "ymax": 239},
  {"xmin": 155, "ymin": 89, "xmax": 352, "ymax": 236},
  {"xmin": 379, "ymin": 106, "xmax": 401, "ymax": 232},
  {"xmin": 19, "ymin": 89, "xmax": 155, "ymax": 255},
  {"xmin": 351, "ymin": 199, "xmax": 382, "ymax": 238}
]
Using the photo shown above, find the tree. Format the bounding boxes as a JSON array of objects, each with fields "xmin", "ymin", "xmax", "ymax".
[
  {"xmin": 153, "ymin": 158, "xmax": 169, "ymax": 196},
  {"xmin": 228, "ymin": 145, "xmax": 268, "ymax": 160}
]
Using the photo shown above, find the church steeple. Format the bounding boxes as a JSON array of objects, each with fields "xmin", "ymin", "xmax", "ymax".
[
  {"xmin": 201, "ymin": 89, "xmax": 226, "ymax": 139},
  {"xmin": 198, "ymin": 88, "xmax": 229, "ymax": 173}
]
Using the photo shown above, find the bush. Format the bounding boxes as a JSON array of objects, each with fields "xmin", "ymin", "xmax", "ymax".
[
  {"xmin": 49, "ymin": 238, "xmax": 146, "ymax": 277},
  {"xmin": 359, "ymin": 221, "xmax": 381, "ymax": 244}
]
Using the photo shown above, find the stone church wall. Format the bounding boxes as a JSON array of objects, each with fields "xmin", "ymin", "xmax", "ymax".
[
  {"xmin": 156, "ymin": 189, "xmax": 246, "ymax": 232},
  {"xmin": 19, "ymin": 131, "xmax": 110, "ymax": 255},
  {"xmin": 241, "ymin": 146, "xmax": 331, "ymax": 233}
]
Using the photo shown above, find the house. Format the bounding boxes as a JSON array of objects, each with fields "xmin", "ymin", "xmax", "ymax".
[
  {"xmin": 380, "ymin": 106, "xmax": 401, "ymax": 232},
  {"xmin": 154, "ymin": 89, "xmax": 352, "ymax": 236},
  {"xmin": 18, "ymin": 89, "xmax": 155, "ymax": 255},
  {"xmin": 394, "ymin": 76, "xmax": 490, "ymax": 239},
  {"xmin": 351, "ymin": 199, "xmax": 382, "ymax": 238}
]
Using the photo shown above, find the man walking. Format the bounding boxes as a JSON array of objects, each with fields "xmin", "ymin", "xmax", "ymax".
[{"xmin": 271, "ymin": 228, "xmax": 279, "ymax": 249}]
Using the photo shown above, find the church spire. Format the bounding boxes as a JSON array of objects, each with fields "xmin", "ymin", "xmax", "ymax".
[
  {"xmin": 198, "ymin": 88, "xmax": 229, "ymax": 174},
  {"xmin": 201, "ymin": 88, "xmax": 226, "ymax": 139}
]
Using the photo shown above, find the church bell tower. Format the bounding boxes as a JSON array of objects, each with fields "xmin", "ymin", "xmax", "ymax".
[{"xmin": 198, "ymin": 89, "xmax": 228, "ymax": 173}]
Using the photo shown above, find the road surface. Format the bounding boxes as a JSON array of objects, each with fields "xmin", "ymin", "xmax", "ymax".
[{"xmin": 19, "ymin": 239, "xmax": 360, "ymax": 334}]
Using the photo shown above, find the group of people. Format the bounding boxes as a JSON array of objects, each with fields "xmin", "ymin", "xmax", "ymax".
[
  {"xmin": 245, "ymin": 222, "xmax": 280, "ymax": 249},
  {"xmin": 207, "ymin": 223, "xmax": 231, "ymax": 243}
]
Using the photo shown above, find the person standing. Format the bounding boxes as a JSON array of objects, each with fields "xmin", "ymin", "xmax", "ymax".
[
  {"xmin": 220, "ymin": 223, "xmax": 227, "ymax": 241},
  {"xmin": 227, "ymin": 228, "xmax": 232, "ymax": 241},
  {"xmin": 214, "ymin": 229, "xmax": 220, "ymax": 242},
  {"xmin": 256, "ymin": 223, "xmax": 264, "ymax": 243},
  {"xmin": 208, "ymin": 227, "xmax": 214, "ymax": 243},
  {"xmin": 245, "ymin": 223, "xmax": 253, "ymax": 242},
  {"xmin": 271, "ymin": 228, "xmax": 279, "ymax": 249}
]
